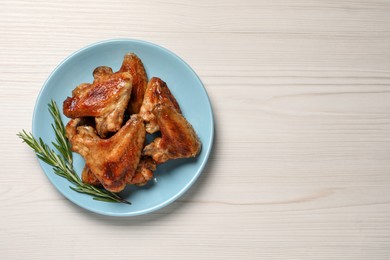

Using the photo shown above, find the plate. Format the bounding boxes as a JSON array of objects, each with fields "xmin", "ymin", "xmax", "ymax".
[{"xmin": 32, "ymin": 39, "xmax": 214, "ymax": 216}]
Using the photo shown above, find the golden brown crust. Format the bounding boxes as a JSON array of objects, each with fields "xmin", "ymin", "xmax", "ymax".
[
  {"xmin": 68, "ymin": 114, "xmax": 146, "ymax": 192},
  {"xmin": 128, "ymin": 156, "xmax": 156, "ymax": 186},
  {"xmin": 140, "ymin": 77, "xmax": 181, "ymax": 134},
  {"xmin": 63, "ymin": 72, "xmax": 132, "ymax": 138},
  {"xmin": 63, "ymin": 72, "xmax": 132, "ymax": 118},
  {"xmin": 81, "ymin": 166, "xmax": 101, "ymax": 186},
  {"xmin": 92, "ymin": 66, "xmax": 113, "ymax": 81},
  {"xmin": 82, "ymin": 156, "xmax": 156, "ymax": 187},
  {"xmin": 119, "ymin": 53, "xmax": 148, "ymax": 114},
  {"xmin": 143, "ymin": 103, "xmax": 201, "ymax": 164}
]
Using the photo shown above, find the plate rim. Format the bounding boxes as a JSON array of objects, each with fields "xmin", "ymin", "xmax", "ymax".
[{"xmin": 32, "ymin": 38, "xmax": 214, "ymax": 217}]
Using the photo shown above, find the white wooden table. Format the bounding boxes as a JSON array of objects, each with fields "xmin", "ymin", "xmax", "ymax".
[{"xmin": 2, "ymin": 0, "xmax": 390, "ymax": 259}]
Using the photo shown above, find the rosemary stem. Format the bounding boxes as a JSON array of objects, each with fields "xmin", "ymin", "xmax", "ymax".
[{"xmin": 18, "ymin": 100, "xmax": 130, "ymax": 205}]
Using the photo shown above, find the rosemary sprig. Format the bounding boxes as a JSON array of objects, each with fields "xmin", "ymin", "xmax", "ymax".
[{"xmin": 17, "ymin": 100, "xmax": 130, "ymax": 205}]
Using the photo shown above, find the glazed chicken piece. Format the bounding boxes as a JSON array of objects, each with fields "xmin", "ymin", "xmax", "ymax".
[
  {"xmin": 118, "ymin": 53, "xmax": 148, "ymax": 114},
  {"xmin": 140, "ymin": 77, "xmax": 181, "ymax": 134},
  {"xmin": 66, "ymin": 115, "xmax": 145, "ymax": 192},
  {"xmin": 81, "ymin": 156, "xmax": 156, "ymax": 187},
  {"xmin": 143, "ymin": 103, "xmax": 201, "ymax": 164},
  {"xmin": 63, "ymin": 71, "xmax": 132, "ymax": 138}
]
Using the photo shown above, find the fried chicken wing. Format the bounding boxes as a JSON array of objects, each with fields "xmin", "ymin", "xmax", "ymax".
[
  {"xmin": 66, "ymin": 115, "xmax": 145, "ymax": 192},
  {"xmin": 140, "ymin": 77, "xmax": 181, "ymax": 134},
  {"xmin": 119, "ymin": 53, "xmax": 148, "ymax": 114},
  {"xmin": 143, "ymin": 103, "xmax": 201, "ymax": 164},
  {"xmin": 63, "ymin": 71, "xmax": 132, "ymax": 137}
]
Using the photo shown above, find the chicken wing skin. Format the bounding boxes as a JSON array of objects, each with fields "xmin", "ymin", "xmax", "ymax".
[
  {"xmin": 66, "ymin": 114, "xmax": 145, "ymax": 192},
  {"xmin": 81, "ymin": 156, "xmax": 156, "ymax": 187},
  {"xmin": 119, "ymin": 53, "xmax": 148, "ymax": 114},
  {"xmin": 92, "ymin": 66, "xmax": 113, "ymax": 81},
  {"xmin": 63, "ymin": 71, "xmax": 132, "ymax": 138},
  {"xmin": 143, "ymin": 103, "xmax": 201, "ymax": 164},
  {"xmin": 128, "ymin": 156, "xmax": 156, "ymax": 186},
  {"xmin": 140, "ymin": 77, "xmax": 181, "ymax": 134},
  {"xmin": 82, "ymin": 166, "xmax": 101, "ymax": 186}
]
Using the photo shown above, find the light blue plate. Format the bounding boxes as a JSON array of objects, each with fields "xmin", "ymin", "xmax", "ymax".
[{"xmin": 32, "ymin": 39, "xmax": 214, "ymax": 216}]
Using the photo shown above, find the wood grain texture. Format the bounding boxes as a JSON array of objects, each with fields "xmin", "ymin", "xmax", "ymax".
[{"xmin": 1, "ymin": 0, "xmax": 390, "ymax": 259}]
